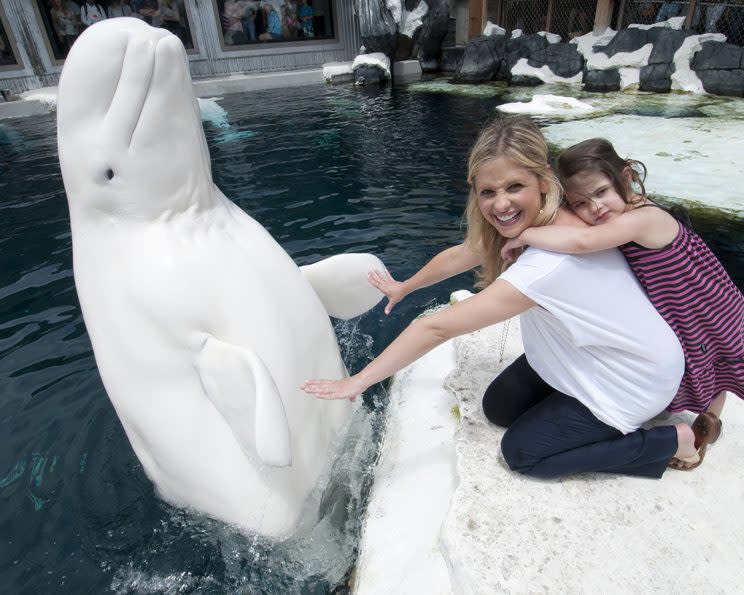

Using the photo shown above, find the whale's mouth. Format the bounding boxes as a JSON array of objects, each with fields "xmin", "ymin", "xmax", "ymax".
[{"xmin": 102, "ymin": 31, "xmax": 169, "ymax": 150}]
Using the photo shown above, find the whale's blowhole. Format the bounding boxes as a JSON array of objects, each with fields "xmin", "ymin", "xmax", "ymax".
[{"xmin": 106, "ymin": 168, "xmax": 114, "ymax": 180}]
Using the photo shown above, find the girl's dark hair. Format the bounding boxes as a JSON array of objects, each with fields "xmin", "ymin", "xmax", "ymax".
[{"xmin": 556, "ymin": 138, "xmax": 647, "ymax": 205}]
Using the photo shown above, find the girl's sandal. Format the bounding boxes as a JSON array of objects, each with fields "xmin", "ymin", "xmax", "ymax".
[{"xmin": 668, "ymin": 412, "xmax": 723, "ymax": 471}]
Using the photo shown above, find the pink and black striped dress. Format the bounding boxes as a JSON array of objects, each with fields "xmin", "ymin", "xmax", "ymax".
[{"xmin": 621, "ymin": 220, "xmax": 744, "ymax": 413}]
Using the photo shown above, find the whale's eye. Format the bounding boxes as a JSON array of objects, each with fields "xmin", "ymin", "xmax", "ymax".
[{"xmin": 106, "ymin": 169, "xmax": 114, "ymax": 180}]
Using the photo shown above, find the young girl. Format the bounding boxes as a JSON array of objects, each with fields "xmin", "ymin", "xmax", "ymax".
[
  {"xmin": 305, "ymin": 117, "xmax": 702, "ymax": 481},
  {"xmin": 500, "ymin": 138, "xmax": 743, "ymax": 469}
]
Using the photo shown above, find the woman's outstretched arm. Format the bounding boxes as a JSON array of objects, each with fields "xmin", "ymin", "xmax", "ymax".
[
  {"xmin": 369, "ymin": 242, "xmax": 484, "ymax": 314},
  {"xmin": 301, "ymin": 279, "xmax": 534, "ymax": 400}
]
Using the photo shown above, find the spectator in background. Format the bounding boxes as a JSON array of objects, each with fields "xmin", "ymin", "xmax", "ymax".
[
  {"xmin": 241, "ymin": 1, "xmax": 258, "ymax": 41},
  {"xmin": 80, "ymin": 0, "xmax": 107, "ymax": 27},
  {"xmin": 50, "ymin": 0, "xmax": 79, "ymax": 51},
  {"xmin": 137, "ymin": 0, "xmax": 163, "ymax": 26},
  {"xmin": 258, "ymin": 3, "xmax": 283, "ymax": 40},
  {"xmin": 298, "ymin": 0, "xmax": 313, "ymax": 37},
  {"xmin": 282, "ymin": 0, "xmax": 300, "ymax": 39},
  {"xmin": 160, "ymin": 0, "xmax": 187, "ymax": 42},
  {"xmin": 107, "ymin": 0, "xmax": 134, "ymax": 18},
  {"xmin": 222, "ymin": 0, "xmax": 247, "ymax": 45}
]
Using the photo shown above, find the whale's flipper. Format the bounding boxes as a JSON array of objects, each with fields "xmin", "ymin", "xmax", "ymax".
[
  {"xmin": 300, "ymin": 253, "xmax": 385, "ymax": 320},
  {"xmin": 196, "ymin": 337, "xmax": 292, "ymax": 467}
]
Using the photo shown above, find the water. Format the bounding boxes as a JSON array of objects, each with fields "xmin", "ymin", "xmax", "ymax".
[{"xmin": 1, "ymin": 83, "xmax": 742, "ymax": 594}]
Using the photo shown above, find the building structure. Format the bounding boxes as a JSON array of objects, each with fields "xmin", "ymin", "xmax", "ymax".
[{"xmin": 0, "ymin": 0, "xmax": 361, "ymax": 93}]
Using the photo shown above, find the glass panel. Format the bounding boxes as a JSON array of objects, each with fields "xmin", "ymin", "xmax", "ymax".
[
  {"xmin": 34, "ymin": 1, "xmax": 195, "ymax": 61},
  {"xmin": 216, "ymin": 0, "xmax": 335, "ymax": 48},
  {"xmin": 0, "ymin": 10, "xmax": 21, "ymax": 68}
]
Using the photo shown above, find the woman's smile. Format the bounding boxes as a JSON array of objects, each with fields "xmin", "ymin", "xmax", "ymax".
[{"xmin": 475, "ymin": 157, "xmax": 546, "ymax": 238}]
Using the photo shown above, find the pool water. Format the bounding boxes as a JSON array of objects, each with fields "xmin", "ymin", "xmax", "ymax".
[{"xmin": 0, "ymin": 83, "xmax": 742, "ymax": 594}]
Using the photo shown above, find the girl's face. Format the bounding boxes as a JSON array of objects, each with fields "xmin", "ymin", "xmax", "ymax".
[
  {"xmin": 564, "ymin": 170, "xmax": 630, "ymax": 225},
  {"xmin": 475, "ymin": 157, "xmax": 548, "ymax": 238}
]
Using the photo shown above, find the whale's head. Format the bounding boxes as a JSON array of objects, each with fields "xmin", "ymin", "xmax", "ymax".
[{"xmin": 57, "ymin": 18, "xmax": 212, "ymax": 222}]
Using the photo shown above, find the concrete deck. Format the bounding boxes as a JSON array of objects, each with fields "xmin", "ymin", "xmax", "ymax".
[{"xmin": 355, "ymin": 302, "xmax": 744, "ymax": 594}]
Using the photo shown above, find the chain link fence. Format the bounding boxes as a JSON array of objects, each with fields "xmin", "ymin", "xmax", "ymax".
[
  {"xmin": 497, "ymin": 0, "xmax": 598, "ymax": 40},
  {"xmin": 618, "ymin": 1, "xmax": 744, "ymax": 44}
]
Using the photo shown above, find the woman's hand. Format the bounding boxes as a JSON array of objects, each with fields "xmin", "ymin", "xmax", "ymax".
[
  {"xmin": 301, "ymin": 375, "xmax": 366, "ymax": 401},
  {"xmin": 500, "ymin": 236, "xmax": 527, "ymax": 262},
  {"xmin": 368, "ymin": 269, "xmax": 407, "ymax": 315}
]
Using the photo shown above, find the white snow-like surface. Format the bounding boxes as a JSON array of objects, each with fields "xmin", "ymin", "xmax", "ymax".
[
  {"xmin": 629, "ymin": 16, "xmax": 686, "ymax": 30},
  {"xmin": 497, "ymin": 94, "xmax": 594, "ymax": 116},
  {"xmin": 400, "ymin": 0, "xmax": 428, "ymax": 38},
  {"xmin": 511, "ymin": 59, "xmax": 583, "ymax": 85},
  {"xmin": 570, "ymin": 28, "xmax": 617, "ymax": 58},
  {"xmin": 355, "ymin": 303, "xmax": 744, "ymax": 594},
  {"xmin": 323, "ymin": 62, "xmax": 354, "ymax": 81},
  {"xmin": 671, "ymin": 34, "xmax": 727, "ymax": 93},
  {"xmin": 352, "ymin": 53, "xmax": 392, "ymax": 78},
  {"xmin": 585, "ymin": 43, "xmax": 653, "ymax": 71},
  {"xmin": 619, "ymin": 66, "xmax": 641, "ymax": 89},
  {"xmin": 510, "ymin": 29, "xmax": 523, "ymax": 40},
  {"xmin": 483, "ymin": 21, "xmax": 505, "ymax": 37},
  {"xmin": 354, "ymin": 335, "xmax": 458, "ymax": 595},
  {"xmin": 543, "ymin": 114, "xmax": 744, "ymax": 213},
  {"xmin": 537, "ymin": 31, "xmax": 561, "ymax": 44}
]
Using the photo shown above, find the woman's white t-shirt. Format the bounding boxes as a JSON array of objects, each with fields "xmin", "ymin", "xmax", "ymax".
[{"xmin": 499, "ymin": 247, "xmax": 684, "ymax": 434}]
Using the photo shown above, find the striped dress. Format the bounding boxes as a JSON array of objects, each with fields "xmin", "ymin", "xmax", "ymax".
[{"xmin": 621, "ymin": 220, "xmax": 744, "ymax": 413}]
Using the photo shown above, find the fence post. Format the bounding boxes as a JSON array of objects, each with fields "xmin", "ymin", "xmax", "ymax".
[
  {"xmin": 468, "ymin": 0, "xmax": 486, "ymax": 39},
  {"xmin": 546, "ymin": 0, "xmax": 555, "ymax": 32},
  {"xmin": 594, "ymin": 0, "xmax": 614, "ymax": 33},
  {"xmin": 685, "ymin": 0, "xmax": 698, "ymax": 29}
]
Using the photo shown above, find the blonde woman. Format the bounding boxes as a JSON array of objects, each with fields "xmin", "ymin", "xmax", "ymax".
[{"xmin": 303, "ymin": 116, "xmax": 704, "ymax": 480}]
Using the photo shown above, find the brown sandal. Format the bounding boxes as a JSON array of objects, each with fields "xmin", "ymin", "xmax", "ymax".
[{"xmin": 668, "ymin": 412, "xmax": 723, "ymax": 471}]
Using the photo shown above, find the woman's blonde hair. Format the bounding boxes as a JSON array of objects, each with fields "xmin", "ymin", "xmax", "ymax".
[{"xmin": 464, "ymin": 116, "xmax": 562, "ymax": 288}]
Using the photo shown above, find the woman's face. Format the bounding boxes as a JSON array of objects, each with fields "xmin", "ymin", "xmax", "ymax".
[
  {"xmin": 474, "ymin": 157, "xmax": 548, "ymax": 238},
  {"xmin": 564, "ymin": 170, "xmax": 629, "ymax": 226}
]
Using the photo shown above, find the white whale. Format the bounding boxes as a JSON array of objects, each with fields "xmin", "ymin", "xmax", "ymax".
[{"xmin": 56, "ymin": 18, "xmax": 384, "ymax": 537}]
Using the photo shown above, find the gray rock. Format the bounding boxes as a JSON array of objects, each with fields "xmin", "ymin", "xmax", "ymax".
[
  {"xmin": 647, "ymin": 29, "xmax": 687, "ymax": 64},
  {"xmin": 583, "ymin": 68, "xmax": 621, "ymax": 92},
  {"xmin": 353, "ymin": 64, "xmax": 389, "ymax": 86},
  {"xmin": 599, "ymin": 28, "xmax": 649, "ymax": 57},
  {"xmin": 415, "ymin": 0, "xmax": 452, "ymax": 72},
  {"xmin": 441, "ymin": 46, "xmax": 464, "ymax": 72},
  {"xmin": 453, "ymin": 35, "xmax": 506, "ymax": 83},
  {"xmin": 505, "ymin": 34, "xmax": 549, "ymax": 69},
  {"xmin": 697, "ymin": 69, "xmax": 744, "ymax": 97},
  {"xmin": 691, "ymin": 41, "xmax": 743, "ymax": 71},
  {"xmin": 529, "ymin": 42, "xmax": 584, "ymax": 78},
  {"xmin": 355, "ymin": 0, "xmax": 398, "ymax": 55},
  {"xmin": 639, "ymin": 63, "xmax": 674, "ymax": 92},
  {"xmin": 510, "ymin": 75, "xmax": 543, "ymax": 86}
]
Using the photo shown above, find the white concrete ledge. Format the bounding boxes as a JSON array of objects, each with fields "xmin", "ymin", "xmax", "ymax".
[
  {"xmin": 0, "ymin": 99, "xmax": 50, "ymax": 120},
  {"xmin": 193, "ymin": 69, "xmax": 324, "ymax": 97}
]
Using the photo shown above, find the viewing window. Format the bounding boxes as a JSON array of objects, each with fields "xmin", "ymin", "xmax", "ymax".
[
  {"xmin": 0, "ymin": 8, "xmax": 21, "ymax": 69},
  {"xmin": 34, "ymin": 1, "xmax": 195, "ymax": 62},
  {"xmin": 214, "ymin": 0, "xmax": 335, "ymax": 49}
]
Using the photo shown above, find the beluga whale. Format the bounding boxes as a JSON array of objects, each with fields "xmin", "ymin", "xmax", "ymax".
[{"xmin": 57, "ymin": 18, "xmax": 384, "ymax": 537}]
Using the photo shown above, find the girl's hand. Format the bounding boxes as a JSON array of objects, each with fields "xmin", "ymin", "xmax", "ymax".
[
  {"xmin": 500, "ymin": 236, "xmax": 527, "ymax": 262},
  {"xmin": 368, "ymin": 269, "xmax": 407, "ymax": 315},
  {"xmin": 301, "ymin": 375, "xmax": 366, "ymax": 401}
]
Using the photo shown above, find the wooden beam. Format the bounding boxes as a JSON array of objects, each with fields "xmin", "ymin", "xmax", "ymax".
[
  {"xmin": 615, "ymin": 0, "xmax": 626, "ymax": 29},
  {"xmin": 545, "ymin": 0, "xmax": 554, "ymax": 33},
  {"xmin": 594, "ymin": 0, "xmax": 614, "ymax": 33},
  {"xmin": 468, "ymin": 0, "xmax": 486, "ymax": 39},
  {"xmin": 685, "ymin": 0, "xmax": 698, "ymax": 30}
]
